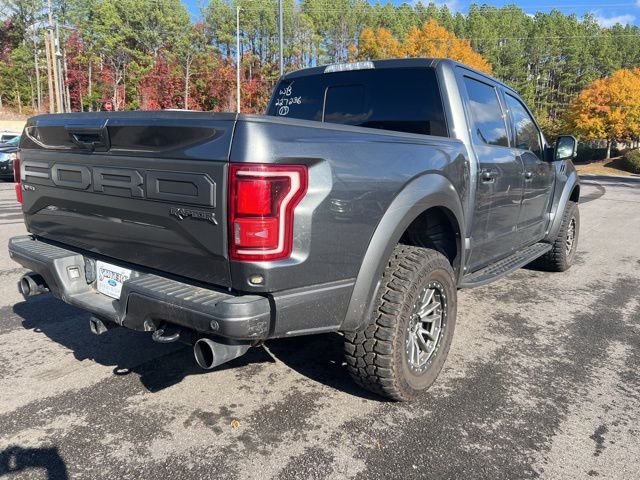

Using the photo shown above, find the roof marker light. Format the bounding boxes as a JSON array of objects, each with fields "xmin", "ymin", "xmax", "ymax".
[{"xmin": 324, "ymin": 61, "xmax": 375, "ymax": 73}]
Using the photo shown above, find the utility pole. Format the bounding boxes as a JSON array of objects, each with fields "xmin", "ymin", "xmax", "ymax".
[
  {"xmin": 236, "ymin": 6, "xmax": 241, "ymax": 114},
  {"xmin": 278, "ymin": 0, "xmax": 283, "ymax": 77},
  {"xmin": 32, "ymin": 25, "xmax": 42, "ymax": 111},
  {"xmin": 55, "ymin": 21, "xmax": 65, "ymax": 113},
  {"xmin": 47, "ymin": 0, "xmax": 62, "ymax": 113},
  {"xmin": 44, "ymin": 31, "xmax": 55, "ymax": 113}
]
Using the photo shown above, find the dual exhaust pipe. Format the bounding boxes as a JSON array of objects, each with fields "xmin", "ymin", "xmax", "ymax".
[
  {"xmin": 90, "ymin": 319, "xmax": 250, "ymax": 370},
  {"xmin": 148, "ymin": 323, "xmax": 250, "ymax": 369},
  {"xmin": 18, "ymin": 273, "xmax": 49, "ymax": 299},
  {"xmin": 19, "ymin": 271, "xmax": 250, "ymax": 371},
  {"xmin": 193, "ymin": 337, "xmax": 250, "ymax": 370}
]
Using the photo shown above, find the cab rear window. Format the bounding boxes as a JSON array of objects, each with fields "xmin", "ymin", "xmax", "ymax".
[{"xmin": 267, "ymin": 67, "xmax": 448, "ymax": 137}]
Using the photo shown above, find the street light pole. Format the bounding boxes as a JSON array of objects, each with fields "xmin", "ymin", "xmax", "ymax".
[
  {"xmin": 29, "ymin": 23, "xmax": 42, "ymax": 111},
  {"xmin": 47, "ymin": 0, "xmax": 62, "ymax": 113},
  {"xmin": 44, "ymin": 29, "xmax": 55, "ymax": 113},
  {"xmin": 236, "ymin": 6, "xmax": 241, "ymax": 114},
  {"xmin": 278, "ymin": 0, "xmax": 283, "ymax": 77},
  {"xmin": 55, "ymin": 21, "xmax": 66, "ymax": 113}
]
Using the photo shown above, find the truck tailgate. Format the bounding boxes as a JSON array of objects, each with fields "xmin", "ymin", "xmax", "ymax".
[{"xmin": 18, "ymin": 112, "xmax": 235, "ymax": 287}]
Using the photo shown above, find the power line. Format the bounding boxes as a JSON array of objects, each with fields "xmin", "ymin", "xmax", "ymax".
[
  {"xmin": 461, "ymin": 34, "xmax": 640, "ymax": 41},
  {"xmin": 230, "ymin": 3, "xmax": 640, "ymax": 11},
  {"xmin": 241, "ymin": 34, "xmax": 640, "ymax": 42}
]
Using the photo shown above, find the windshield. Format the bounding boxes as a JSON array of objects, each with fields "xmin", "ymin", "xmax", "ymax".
[{"xmin": 267, "ymin": 67, "xmax": 448, "ymax": 137}]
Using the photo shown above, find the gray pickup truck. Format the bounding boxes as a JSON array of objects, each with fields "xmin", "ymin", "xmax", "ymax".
[{"xmin": 8, "ymin": 58, "xmax": 580, "ymax": 401}]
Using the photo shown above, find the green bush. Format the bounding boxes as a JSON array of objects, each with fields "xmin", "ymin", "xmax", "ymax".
[
  {"xmin": 574, "ymin": 145, "xmax": 622, "ymax": 163},
  {"xmin": 621, "ymin": 149, "xmax": 640, "ymax": 174}
]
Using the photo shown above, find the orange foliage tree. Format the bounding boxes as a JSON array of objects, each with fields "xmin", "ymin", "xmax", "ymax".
[
  {"xmin": 567, "ymin": 68, "xmax": 640, "ymax": 158},
  {"xmin": 359, "ymin": 27, "xmax": 404, "ymax": 60},
  {"xmin": 358, "ymin": 19, "xmax": 492, "ymax": 74}
]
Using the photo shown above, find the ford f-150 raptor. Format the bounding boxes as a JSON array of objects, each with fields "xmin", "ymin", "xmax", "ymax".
[{"xmin": 8, "ymin": 58, "xmax": 580, "ymax": 401}]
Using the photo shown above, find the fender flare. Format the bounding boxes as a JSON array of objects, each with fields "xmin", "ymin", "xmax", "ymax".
[
  {"xmin": 341, "ymin": 173, "xmax": 465, "ymax": 332},
  {"xmin": 546, "ymin": 170, "xmax": 579, "ymax": 242}
]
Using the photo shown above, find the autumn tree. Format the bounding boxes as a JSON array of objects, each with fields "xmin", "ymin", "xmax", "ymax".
[
  {"xmin": 407, "ymin": 20, "xmax": 492, "ymax": 73},
  {"xmin": 3, "ymin": 0, "xmax": 640, "ymax": 123},
  {"xmin": 357, "ymin": 20, "xmax": 492, "ymax": 74},
  {"xmin": 65, "ymin": 32, "xmax": 88, "ymax": 111},
  {"xmin": 358, "ymin": 27, "xmax": 404, "ymax": 60},
  {"xmin": 567, "ymin": 68, "xmax": 640, "ymax": 158}
]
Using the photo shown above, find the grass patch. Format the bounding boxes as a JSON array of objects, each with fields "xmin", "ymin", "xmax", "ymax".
[
  {"xmin": 574, "ymin": 149, "xmax": 640, "ymax": 177},
  {"xmin": 575, "ymin": 157, "xmax": 633, "ymax": 177}
]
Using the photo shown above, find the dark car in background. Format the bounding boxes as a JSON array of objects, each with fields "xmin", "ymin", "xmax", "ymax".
[
  {"xmin": 0, "ymin": 131, "xmax": 20, "ymax": 144},
  {"xmin": 0, "ymin": 135, "xmax": 19, "ymax": 180}
]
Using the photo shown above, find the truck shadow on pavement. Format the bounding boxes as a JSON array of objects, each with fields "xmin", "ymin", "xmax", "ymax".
[
  {"xmin": 12, "ymin": 295, "xmax": 378, "ymax": 399},
  {"xmin": 265, "ymin": 334, "xmax": 385, "ymax": 401},
  {"xmin": 0, "ymin": 445, "xmax": 68, "ymax": 480},
  {"xmin": 11, "ymin": 295, "xmax": 212, "ymax": 392}
]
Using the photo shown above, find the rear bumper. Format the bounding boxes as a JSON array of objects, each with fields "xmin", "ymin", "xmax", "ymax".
[{"xmin": 8, "ymin": 236, "xmax": 271, "ymax": 340}]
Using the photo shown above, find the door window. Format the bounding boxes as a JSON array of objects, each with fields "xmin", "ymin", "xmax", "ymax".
[
  {"xmin": 505, "ymin": 94, "xmax": 543, "ymax": 160},
  {"xmin": 463, "ymin": 76, "xmax": 509, "ymax": 147}
]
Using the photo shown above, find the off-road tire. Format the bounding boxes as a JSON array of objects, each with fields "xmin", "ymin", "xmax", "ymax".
[
  {"xmin": 343, "ymin": 245, "xmax": 457, "ymax": 401},
  {"xmin": 531, "ymin": 200, "xmax": 579, "ymax": 272}
]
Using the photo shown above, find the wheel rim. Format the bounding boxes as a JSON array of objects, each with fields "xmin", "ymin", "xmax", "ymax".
[
  {"xmin": 406, "ymin": 281, "xmax": 446, "ymax": 374},
  {"xmin": 566, "ymin": 216, "xmax": 576, "ymax": 255}
]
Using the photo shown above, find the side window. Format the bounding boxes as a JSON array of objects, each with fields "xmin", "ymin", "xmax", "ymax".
[
  {"xmin": 505, "ymin": 94, "xmax": 543, "ymax": 160},
  {"xmin": 463, "ymin": 76, "xmax": 509, "ymax": 147}
]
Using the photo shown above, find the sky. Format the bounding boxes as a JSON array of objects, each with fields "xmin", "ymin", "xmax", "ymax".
[{"xmin": 181, "ymin": 0, "xmax": 640, "ymax": 27}]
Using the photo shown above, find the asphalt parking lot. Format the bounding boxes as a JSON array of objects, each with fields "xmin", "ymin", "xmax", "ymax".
[{"xmin": 0, "ymin": 176, "xmax": 639, "ymax": 479}]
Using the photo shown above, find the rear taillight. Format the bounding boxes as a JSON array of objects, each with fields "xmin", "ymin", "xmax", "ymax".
[
  {"xmin": 13, "ymin": 152, "xmax": 21, "ymax": 204},
  {"xmin": 229, "ymin": 163, "xmax": 308, "ymax": 261}
]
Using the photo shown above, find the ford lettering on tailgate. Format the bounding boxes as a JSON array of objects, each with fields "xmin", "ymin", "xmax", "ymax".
[{"xmin": 19, "ymin": 161, "xmax": 216, "ymax": 207}]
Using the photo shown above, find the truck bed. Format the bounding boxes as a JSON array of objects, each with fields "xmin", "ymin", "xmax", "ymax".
[{"xmin": 18, "ymin": 110, "xmax": 468, "ymax": 293}]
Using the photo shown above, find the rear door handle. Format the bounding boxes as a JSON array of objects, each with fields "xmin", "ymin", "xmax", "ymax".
[{"xmin": 480, "ymin": 170, "xmax": 498, "ymax": 182}]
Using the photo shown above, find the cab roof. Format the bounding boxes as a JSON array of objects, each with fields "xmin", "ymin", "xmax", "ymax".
[{"xmin": 282, "ymin": 58, "xmax": 515, "ymax": 95}]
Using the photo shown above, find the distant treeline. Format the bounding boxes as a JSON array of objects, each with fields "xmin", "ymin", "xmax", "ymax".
[{"xmin": 1, "ymin": 0, "xmax": 640, "ymax": 136}]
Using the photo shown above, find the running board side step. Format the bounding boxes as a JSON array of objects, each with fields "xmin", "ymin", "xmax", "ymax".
[{"xmin": 460, "ymin": 242, "xmax": 552, "ymax": 288}]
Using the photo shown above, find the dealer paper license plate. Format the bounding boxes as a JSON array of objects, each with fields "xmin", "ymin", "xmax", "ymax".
[{"xmin": 96, "ymin": 261, "xmax": 132, "ymax": 299}]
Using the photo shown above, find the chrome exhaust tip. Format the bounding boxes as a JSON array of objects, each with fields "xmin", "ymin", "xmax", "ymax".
[
  {"xmin": 89, "ymin": 316, "xmax": 115, "ymax": 336},
  {"xmin": 193, "ymin": 338, "xmax": 250, "ymax": 370},
  {"xmin": 18, "ymin": 273, "xmax": 48, "ymax": 300}
]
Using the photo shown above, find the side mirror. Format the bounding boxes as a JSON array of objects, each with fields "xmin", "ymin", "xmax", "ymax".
[{"xmin": 554, "ymin": 135, "xmax": 577, "ymax": 161}]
